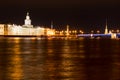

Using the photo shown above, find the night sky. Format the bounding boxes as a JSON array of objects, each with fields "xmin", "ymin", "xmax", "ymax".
[{"xmin": 0, "ymin": 0, "xmax": 120, "ymax": 32}]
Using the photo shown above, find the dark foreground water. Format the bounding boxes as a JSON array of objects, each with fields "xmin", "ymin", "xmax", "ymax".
[{"xmin": 0, "ymin": 37, "xmax": 120, "ymax": 80}]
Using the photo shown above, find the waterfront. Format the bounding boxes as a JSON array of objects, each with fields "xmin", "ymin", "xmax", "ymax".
[{"xmin": 0, "ymin": 38, "xmax": 120, "ymax": 80}]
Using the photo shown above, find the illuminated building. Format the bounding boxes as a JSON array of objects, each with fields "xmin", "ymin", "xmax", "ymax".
[{"xmin": 0, "ymin": 12, "xmax": 55, "ymax": 36}]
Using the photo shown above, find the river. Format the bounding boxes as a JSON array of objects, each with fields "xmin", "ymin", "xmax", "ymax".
[{"xmin": 0, "ymin": 37, "xmax": 120, "ymax": 80}]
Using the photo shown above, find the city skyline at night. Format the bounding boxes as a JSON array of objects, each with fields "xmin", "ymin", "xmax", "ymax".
[
  {"xmin": 0, "ymin": 12, "xmax": 119, "ymax": 39},
  {"xmin": 0, "ymin": 0, "xmax": 120, "ymax": 32}
]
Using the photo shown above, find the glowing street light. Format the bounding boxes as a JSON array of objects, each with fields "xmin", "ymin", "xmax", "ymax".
[
  {"xmin": 91, "ymin": 30, "xmax": 94, "ymax": 34},
  {"xmin": 97, "ymin": 30, "xmax": 100, "ymax": 34},
  {"xmin": 79, "ymin": 30, "xmax": 84, "ymax": 34}
]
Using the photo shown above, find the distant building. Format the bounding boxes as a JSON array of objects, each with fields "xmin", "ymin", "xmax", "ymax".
[{"xmin": 0, "ymin": 12, "xmax": 55, "ymax": 36}]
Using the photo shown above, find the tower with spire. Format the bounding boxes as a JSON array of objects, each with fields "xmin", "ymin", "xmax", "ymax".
[
  {"xmin": 23, "ymin": 12, "xmax": 33, "ymax": 28},
  {"xmin": 104, "ymin": 19, "xmax": 108, "ymax": 34}
]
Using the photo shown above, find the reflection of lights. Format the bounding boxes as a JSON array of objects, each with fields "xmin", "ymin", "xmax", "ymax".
[
  {"xmin": 62, "ymin": 53, "xmax": 71, "ymax": 58},
  {"xmin": 8, "ymin": 55, "xmax": 23, "ymax": 79},
  {"xmin": 59, "ymin": 71, "xmax": 73, "ymax": 77},
  {"xmin": 14, "ymin": 37, "xmax": 21, "ymax": 43},
  {"xmin": 47, "ymin": 49, "xmax": 53, "ymax": 54},
  {"xmin": 31, "ymin": 37, "xmax": 36, "ymax": 40},
  {"xmin": 7, "ymin": 42, "xmax": 23, "ymax": 80},
  {"xmin": 37, "ymin": 37, "xmax": 41, "ymax": 40},
  {"xmin": 14, "ymin": 37, "xmax": 21, "ymax": 40},
  {"xmin": 13, "ymin": 40, "xmax": 21, "ymax": 54}
]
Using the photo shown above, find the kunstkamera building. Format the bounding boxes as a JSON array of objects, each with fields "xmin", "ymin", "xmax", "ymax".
[{"xmin": 0, "ymin": 12, "xmax": 55, "ymax": 36}]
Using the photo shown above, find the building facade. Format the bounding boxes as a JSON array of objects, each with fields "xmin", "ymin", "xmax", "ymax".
[{"xmin": 0, "ymin": 12, "xmax": 55, "ymax": 36}]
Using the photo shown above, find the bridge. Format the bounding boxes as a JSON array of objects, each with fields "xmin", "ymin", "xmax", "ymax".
[{"xmin": 77, "ymin": 33, "xmax": 120, "ymax": 39}]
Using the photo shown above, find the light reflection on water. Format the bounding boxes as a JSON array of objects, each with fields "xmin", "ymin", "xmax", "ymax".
[{"xmin": 0, "ymin": 38, "xmax": 120, "ymax": 80}]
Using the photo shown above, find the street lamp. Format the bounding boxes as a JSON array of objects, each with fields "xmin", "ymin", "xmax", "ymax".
[
  {"xmin": 91, "ymin": 30, "xmax": 94, "ymax": 34},
  {"xmin": 97, "ymin": 30, "xmax": 100, "ymax": 34}
]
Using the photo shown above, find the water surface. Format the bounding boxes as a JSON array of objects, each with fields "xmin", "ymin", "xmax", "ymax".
[{"xmin": 0, "ymin": 37, "xmax": 120, "ymax": 80}]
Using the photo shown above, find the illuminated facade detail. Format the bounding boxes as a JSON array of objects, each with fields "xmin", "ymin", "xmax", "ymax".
[{"xmin": 0, "ymin": 24, "xmax": 4, "ymax": 35}]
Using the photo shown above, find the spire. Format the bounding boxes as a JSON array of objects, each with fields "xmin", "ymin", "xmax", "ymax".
[
  {"xmin": 51, "ymin": 21, "xmax": 53, "ymax": 29},
  {"xmin": 26, "ymin": 12, "xmax": 30, "ymax": 20},
  {"xmin": 27, "ymin": 12, "xmax": 29, "ymax": 16},
  {"xmin": 105, "ymin": 19, "xmax": 107, "ymax": 29},
  {"xmin": 104, "ymin": 19, "xmax": 108, "ymax": 34},
  {"xmin": 66, "ymin": 25, "xmax": 69, "ymax": 36}
]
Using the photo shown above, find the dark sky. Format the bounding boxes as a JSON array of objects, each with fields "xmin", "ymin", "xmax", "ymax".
[{"xmin": 0, "ymin": 0, "xmax": 120, "ymax": 32}]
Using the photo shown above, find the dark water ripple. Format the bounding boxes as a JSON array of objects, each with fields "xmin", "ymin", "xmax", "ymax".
[{"xmin": 0, "ymin": 38, "xmax": 120, "ymax": 80}]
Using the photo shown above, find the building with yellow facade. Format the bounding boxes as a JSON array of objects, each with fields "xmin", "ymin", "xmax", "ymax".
[{"xmin": 0, "ymin": 12, "xmax": 55, "ymax": 36}]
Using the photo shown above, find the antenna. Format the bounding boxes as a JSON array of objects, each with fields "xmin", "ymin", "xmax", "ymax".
[{"xmin": 106, "ymin": 18, "xmax": 107, "ymax": 29}]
